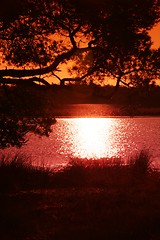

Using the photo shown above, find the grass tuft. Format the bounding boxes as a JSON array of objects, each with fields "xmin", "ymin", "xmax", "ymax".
[
  {"xmin": 1, "ymin": 151, "xmax": 160, "ymax": 240},
  {"xmin": 129, "ymin": 150, "xmax": 152, "ymax": 175},
  {"xmin": 0, "ymin": 150, "xmax": 156, "ymax": 192},
  {"xmin": 0, "ymin": 154, "xmax": 53, "ymax": 192}
]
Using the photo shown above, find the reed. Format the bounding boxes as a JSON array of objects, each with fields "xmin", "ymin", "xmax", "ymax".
[
  {"xmin": 0, "ymin": 150, "xmax": 155, "ymax": 192},
  {"xmin": 0, "ymin": 154, "xmax": 53, "ymax": 192},
  {"xmin": 1, "ymin": 151, "xmax": 160, "ymax": 240}
]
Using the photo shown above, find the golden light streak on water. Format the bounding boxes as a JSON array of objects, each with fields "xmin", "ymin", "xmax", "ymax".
[
  {"xmin": 2, "ymin": 116, "xmax": 160, "ymax": 169},
  {"xmin": 71, "ymin": 118, "xmax": 116, "ymax": 159}
]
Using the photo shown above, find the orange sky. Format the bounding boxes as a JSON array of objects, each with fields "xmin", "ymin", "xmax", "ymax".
[
  {"xmin": 150, "ymin": 22, "xmax": 160, "ymax": 49},
  {"xmin": 52, "ymin": 24, "xmax": 160, "ymax": 85},
  {"xmin": 1, "ymin": 22, "xmax": 160, "ymax": 85}
]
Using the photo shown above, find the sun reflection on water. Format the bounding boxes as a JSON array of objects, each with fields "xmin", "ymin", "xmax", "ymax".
[
  {"xmin": 2, "ymin": 117, "xmax": 160, "ymax": 168},
  {"xmin": 70, "ymin": 118, "xmax": 116, "ymax": 159}
]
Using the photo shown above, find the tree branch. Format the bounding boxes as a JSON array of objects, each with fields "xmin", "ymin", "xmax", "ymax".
[
  {"xmin": 0, "ymin": 48, "xmax": 76, "ymax": 78},
  {"xmin": 59, "ymin": 65, "xmax": 98, "ymax": 84},
  {"xmin": 0, "ymin": 47, "xmax": 92, "ymax": 78},
  {"xmin": 119, "ymin": 79, "xmax": 131, "ymax": 87},
  {"xmin": 123, "ymin": 67, "xmax": 154, "ymax": 75},
  {"xmin": 0, "ymin": 77, "xmax": 50, "ymax": 86}
]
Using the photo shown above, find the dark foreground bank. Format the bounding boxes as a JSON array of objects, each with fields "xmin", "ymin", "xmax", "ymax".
[{"xmin": 0, "ymin": 152, "xmax": 160, "ymax": 240}]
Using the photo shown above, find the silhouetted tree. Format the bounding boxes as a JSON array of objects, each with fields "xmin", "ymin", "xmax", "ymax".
[
  {"xmin": 0, "ymin": 0, "xmax": 159, "ymax": 84},
  {"xmin": 0, "ymin": 84, "xmax": 56, "ymax": 148}
]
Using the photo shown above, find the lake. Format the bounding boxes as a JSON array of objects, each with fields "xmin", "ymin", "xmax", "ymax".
[{"xmin": 2, "ymin": 116, "xmax": 160, "ymax": 169}]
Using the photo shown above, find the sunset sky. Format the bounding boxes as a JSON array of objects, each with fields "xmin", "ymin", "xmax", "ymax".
[
  {"xmin": 0, "ymin": 3, "xmax": 160, "ymax": 86},
  {"xmin": 52, "ymin": 22, "xmax": 160, "ymax": 85},
  {"xmin": 150, "ymin": 22, "xmax": 160, "ymax": 49}
]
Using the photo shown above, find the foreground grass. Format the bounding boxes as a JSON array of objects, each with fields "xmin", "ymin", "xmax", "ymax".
[{"xmin": 0, "ymin": 152, "xmax": 160, "ymax": 240}]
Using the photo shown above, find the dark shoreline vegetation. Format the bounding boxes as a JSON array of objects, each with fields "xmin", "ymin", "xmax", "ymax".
[
  {"xmin": 2, "ymin": 84, "xmax": 160, "ymax": 118},
  {"xmin": 1, "ymin": 151, "xmax": 160, "ymax": 240},
  {"xmin": 53, "ymin": 104, "xmax": 160, "ymax": 118}
]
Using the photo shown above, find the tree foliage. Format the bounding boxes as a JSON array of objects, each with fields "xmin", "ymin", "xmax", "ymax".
[
  {"xmin": 0, "ymin": 0, "xmax": 159, "ymax": 85},
  {"xmin": 0, "ymin": 84, "xmax": 55, "ymax": 148}
]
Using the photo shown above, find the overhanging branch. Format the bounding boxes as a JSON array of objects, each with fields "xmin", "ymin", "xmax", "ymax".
[
  {"xmin": 0, "ymin": 48, "xmax": 77, "ymax": 78},
  {"xmin": 0, "ymin": 77, "xmax": 50, "ymax": 86},
  {"xmin": 0, "ymin": 47, "xmax": 92, "ymax": 78}
]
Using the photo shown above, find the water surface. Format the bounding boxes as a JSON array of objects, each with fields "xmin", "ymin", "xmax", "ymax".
[{"xmin": 3, "ymin": 117, "xmax": 160, "ymax": 169}]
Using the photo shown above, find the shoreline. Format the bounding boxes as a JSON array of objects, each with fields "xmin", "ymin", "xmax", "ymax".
[
  {"xmin": 55, "ymin": 115, "xmax": 160, "ymax": 118},
  {"xmin": 53, "ymin": 103, "xmax": 160, "ymax": 118}
]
